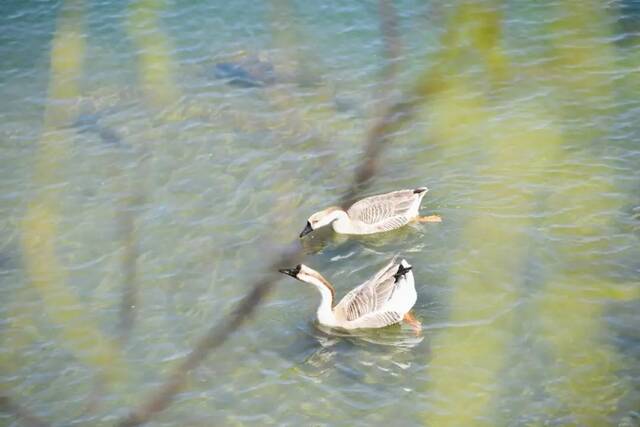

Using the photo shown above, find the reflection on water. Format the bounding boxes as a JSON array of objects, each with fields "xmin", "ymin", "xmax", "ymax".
[
  {"xmin": 1, "ymin": 0, "xmax": 639, "ymax": 426},
  {"xmin": 314, "ymin": 322, "xmax": 425, "ymax": 348}
]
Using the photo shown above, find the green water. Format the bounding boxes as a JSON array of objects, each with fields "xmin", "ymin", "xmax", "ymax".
[{"xmin": 1, "ymin": 0, "xmax": 639, "ymax": 426}]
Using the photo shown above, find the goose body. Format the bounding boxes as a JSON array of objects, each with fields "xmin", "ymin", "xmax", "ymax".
[
  {"xmin": 279, "ymin": 258, "xmax": 418, "ymax": 330},
  {"xmin": 300, "ymin": 187, "xmax": 440, "ymax": 237}
]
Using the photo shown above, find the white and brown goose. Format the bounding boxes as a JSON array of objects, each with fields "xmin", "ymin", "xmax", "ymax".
[
  {"xmin": 299, "ymin": 187, "xmax": 441, "ymax": 237},
  {"xmin": 279, "ymin": 258, "xmax": 421, "ymax": 331}
]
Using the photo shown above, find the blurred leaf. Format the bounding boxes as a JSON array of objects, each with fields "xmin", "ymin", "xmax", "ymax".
[
  {"xmin": 127, "ymin": 0, "xmax": 180, "ymax": 108},
  {"xmin": 19, "ymin": 0, "xmax": 128, "ymax": 387}
]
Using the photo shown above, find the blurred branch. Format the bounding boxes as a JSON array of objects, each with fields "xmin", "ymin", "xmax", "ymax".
[
  {"xmin": 343, "ymin": 98, "xmax": 418, "ymax": 207},
  {"xmin": 116, "ymin": 63, "xmax": 422, "ymax": 427},
  {"xmin": 116, "ymin": 0, "xmax": 427, "ymax": 424},
  {"xmin": 21, "ymin": 0, "xmax": 128, "ymax": 388},
  {"xmin": 116, "ymin": 180, "xmax": 145, "ymax": 345},
  {"xmin": 0, "ymin": 394, "xmax": 50, "ymax": 427},
  {"xmin": 343, "ymin": 0, "xmax": 410, "ymax": 205},
  {"xmin": 119, "ymin": 0, "xmax": 182, "ymax": 346},
  {"xmin": 117, "ymin": 101, "xmax": 415, "ymax": 425},
  {"xmin": 127, "ymin": 0, "xmax": 180, "ymax": 108},
  {"xmin": 118, "ymin": 266, "xmax": 290, "ymax": 427},
  {"xmin": 116, "ymin": 198, "xmax": 139, "ymax": 344},
  {"xmin": 378, "ymin": 0, "xmax": 403, "ymax": 100}
]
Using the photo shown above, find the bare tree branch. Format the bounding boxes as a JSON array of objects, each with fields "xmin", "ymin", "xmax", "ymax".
[
  {"xmin": 117, "ymin": 4, "xmax": 418, "ymax": 426},
  {"xmin": 116, "ymin": 174, "xmax": 146, "ymax": 346},
  {"xmin": 116, "ymin": 88, "xmax": 420, "ymax": 426},
  {"xmin": 343, "ymin": 0, "xmax": 411, "ymax": 206},
  {"xmin": 117, "ymin": 200, "xmax": 139, "ymax": 345},
  {"xmin": 378, "ymin": 0, "xmax": 403, "ymax": 100},
  {"xmin": 343, "ymin": 98, "xmax": 419, "ymax": 207},
  {"xmin": 117, "ymin": 250, "xmax": 299, "ymax": 427}
]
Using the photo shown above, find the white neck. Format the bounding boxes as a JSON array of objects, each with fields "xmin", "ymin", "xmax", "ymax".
[
  {"xmin": 304, "ymin": 274, "xmax": 338, "ymax": 327},
  {"xmin": 327, "ymin": 209, "xmax": 354, "ymax": 234}
]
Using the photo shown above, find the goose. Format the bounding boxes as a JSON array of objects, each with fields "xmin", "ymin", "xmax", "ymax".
[
  {"xmin": 279, "ymin": 257, "xmax": 421, "ymax": 331},
  {"xmin": 299, "ymin": 187, "xmax": 441, "ymax": 237}
]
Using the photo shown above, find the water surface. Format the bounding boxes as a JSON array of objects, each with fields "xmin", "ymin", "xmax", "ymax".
[{"xmin": 1, "ymin": 1, "xmax": 639, "ymax": 426}]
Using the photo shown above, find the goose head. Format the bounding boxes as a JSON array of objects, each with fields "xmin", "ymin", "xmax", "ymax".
[
  {"xmin": 279, "ymin": 263, "xmax": 337, "ymax": 325},
  {"xmin": 279, "ymin": 264, "xmax": 302, "ymax": 279},
  {"xmin": 279, "ymin": 264, "xmax": 336, "ymax": 301},
  {"xmin": 278, "ymin": 264, "xmax": 317, "ymax": 282},
  {"xmin": 299, "ymin": 207, "xmax": 346, "ymax": 238}
]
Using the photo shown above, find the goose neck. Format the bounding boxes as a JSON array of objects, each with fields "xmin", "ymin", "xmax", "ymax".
[{"xmin": 305, "ymin": 273, "xmax": 338, "ymax": 327}]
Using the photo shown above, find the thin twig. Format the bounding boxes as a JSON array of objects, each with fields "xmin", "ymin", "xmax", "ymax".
[
  {"xmin": 0, "ymin": 394, "xmax": 50, "ymax": 427},
  {"xmin": 117, "ymin": 190, "xmax": 142, "ymax": 345},
  {"xmin": 117, "ymin": 148, "xmax": 151, "ymax": 346}
]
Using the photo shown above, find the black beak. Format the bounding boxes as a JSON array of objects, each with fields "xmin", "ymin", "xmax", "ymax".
[
  {"xmin": 299, "ymin": 221, "xmax": 313, "ymax": 238},
  {"xmin": 279, "ymin": 264, "xmax": 302, "ymax": 278}
]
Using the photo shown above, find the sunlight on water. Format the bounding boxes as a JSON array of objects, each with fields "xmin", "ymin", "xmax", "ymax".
[{"xmin": 0, "ymin": 0, "xmax": 639, "ymax": 425}]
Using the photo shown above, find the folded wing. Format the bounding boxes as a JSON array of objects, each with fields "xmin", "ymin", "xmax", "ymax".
[
  {"xmin": 347, "ymin": 190, "xmax": 419, "ymax": 230},
  {"xmin": 334, "ymin": 258, "xmax": 416, "ymax": 328}
]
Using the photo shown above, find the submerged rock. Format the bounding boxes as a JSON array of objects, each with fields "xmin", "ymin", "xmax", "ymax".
[
  {"xmin": 73, "ymin": 112, "xmax": 123, "ymax": 145},
  {"xmin": 617, "ymin": 0, "xmax": 640, "ymax": 44},
  {"xmin": 213, "ymin": 55, "xmax": 277, "ymax": 88}
]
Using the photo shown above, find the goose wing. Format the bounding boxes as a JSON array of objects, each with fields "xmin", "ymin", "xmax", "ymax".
[
  {"xmin": 334, "ymin": 258, "xmax": 413, "ymax": 324},
  {"xmin": 347, "ymin": 190, "xmax": 420, "ymax": 228},
  {"xmin": 345, "ymin": 311, "xmax": 403, "ymax": 329}
]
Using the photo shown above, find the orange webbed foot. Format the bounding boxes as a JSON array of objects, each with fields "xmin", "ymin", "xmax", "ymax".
[
  {"xmin": 417, "ymin": 215, "xmax": 442, "ymax": 223},
  {"xmin": 403, "ymin": 312, "xmax": 422, "ymax": 336}
]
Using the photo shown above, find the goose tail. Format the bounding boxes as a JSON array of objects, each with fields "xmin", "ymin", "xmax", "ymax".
[{"xmin": 413, "ymin": 187, "xmax": 428, "ymax": 194}]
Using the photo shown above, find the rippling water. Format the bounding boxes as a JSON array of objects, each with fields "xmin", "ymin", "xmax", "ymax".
[{"xmin": 1, "ymin": 1, "xmax": 639, "ymax": 426}]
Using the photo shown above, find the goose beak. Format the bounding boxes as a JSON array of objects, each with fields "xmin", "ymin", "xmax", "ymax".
[
  {"xmin": 279, "ymin": 265, "xmax": 301, "ymax": 278},
  {"xmin": 299, "ymin": 221, "xmax": 313, "ymax": 238}
]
